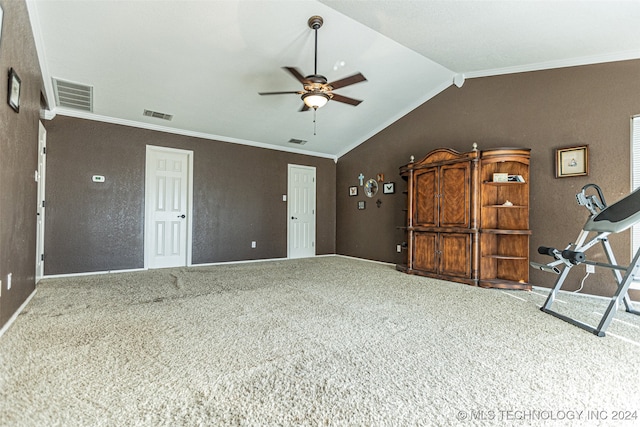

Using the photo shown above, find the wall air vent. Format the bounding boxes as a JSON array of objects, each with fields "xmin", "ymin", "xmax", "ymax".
[
  {"xmin": 143, "ymin": 109, "xmax": 173, "ymax": 121},
  {"xmin": 288, "ymin": 138, "xmax": 307, "ymax": 145},
  {"xmin": 52, "ymin": 78, "xmax": 93, "ymax": 112}
]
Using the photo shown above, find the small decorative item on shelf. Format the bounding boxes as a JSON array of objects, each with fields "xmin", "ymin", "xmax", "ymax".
[
  {"xmin": 508, "ymin": 175, "xmax": 525, "ymax": 182},
  {"xmin": 493, "ymin": 173, "xmax": 508, "ymax": 182},
  {"xmin": 502, "ymin": 200, "xmax": 513, "ymax": 207}
]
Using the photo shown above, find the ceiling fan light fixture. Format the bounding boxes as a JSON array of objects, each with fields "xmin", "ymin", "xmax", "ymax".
[{"xmin": 302, "ymin": 92, "xmax": 329, "ymax": 109}]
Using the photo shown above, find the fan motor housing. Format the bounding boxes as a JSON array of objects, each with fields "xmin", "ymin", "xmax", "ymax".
[{"xmin": 308, "ymin": 16, "xmax": 323, "ymax": 30}]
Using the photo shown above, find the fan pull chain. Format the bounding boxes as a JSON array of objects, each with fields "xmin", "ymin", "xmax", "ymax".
[{"xmin": 313, "ymin": 108, "xmax": 317, "ymax": 135}]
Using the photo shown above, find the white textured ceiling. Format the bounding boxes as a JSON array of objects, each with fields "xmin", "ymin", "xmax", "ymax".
[{"xmin": 27, "ymin": 0, "xmax": 640, "ymax": 159}]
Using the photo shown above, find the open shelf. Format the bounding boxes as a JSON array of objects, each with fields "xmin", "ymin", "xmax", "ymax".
[
  {"xmin": 483, "ymin": 255, "xmax": 527, "ymax": 260},
  {"xmin": 482, "ymin": 181, "xmax": 527, "ymax": 185},
  {"xmin": 479, "ymin": 278, "xmax": 531, "ymax": 290},
  {"xmin": 483, "ymin": 205, "xmax": 527, "ymax": 209},
  {"xmin": 481, "ymin": 229, "xmax": 531, "ymax": 235}
]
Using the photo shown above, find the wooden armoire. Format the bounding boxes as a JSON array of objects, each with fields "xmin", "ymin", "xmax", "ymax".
[{"xmin": 396, "ymin": 147, "xmax": 531, "ymax": 290}]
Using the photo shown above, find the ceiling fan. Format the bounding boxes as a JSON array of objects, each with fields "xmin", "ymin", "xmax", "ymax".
[{"xmin": 259, "ymin": 15, "xmax": 367, "ymax": 111}]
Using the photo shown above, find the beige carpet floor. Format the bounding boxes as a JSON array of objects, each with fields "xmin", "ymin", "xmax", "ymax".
[{"xmin": 0, "ymin": 256, "xmax": 639, "ymax": 426}]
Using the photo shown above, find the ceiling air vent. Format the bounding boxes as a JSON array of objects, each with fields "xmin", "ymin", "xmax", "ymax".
[
  {"xmin": 288, "ymin": 138, "xmax": 307, "ymax": 145},
  {"xmin": 143, "ymin": 109, "xmax": 173, "ymax": 121},
  {"xmin": 52, "ymin": 78, "xmax": 93, "ymax": 112}
]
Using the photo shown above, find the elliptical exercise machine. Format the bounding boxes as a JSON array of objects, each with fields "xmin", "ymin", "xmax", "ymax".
[{"xmin": 531, "ymin": 184, "xmax": 640, "ymax": 336}]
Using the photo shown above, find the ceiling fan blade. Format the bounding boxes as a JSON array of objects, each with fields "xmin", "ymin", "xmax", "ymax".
[
  {"xmin": 299, "ymin": 104, "xmax": 311, "ymax": 112},
  {"xmin": 283, "ymin": 67, "xmax": 309, "ymax": 84},
  {"xmin": 258, "ymin": 91, "xmax": 301, "ymax": 95},
  {"xmin": 330, "ymin": 93, "xmax": 363, "ymax": 106},
  {"xmin": 328, "ymin": 72, "xmax": 367, "ymax": 90}
]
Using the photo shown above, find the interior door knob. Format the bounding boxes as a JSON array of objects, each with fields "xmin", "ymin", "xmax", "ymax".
[
  {"xmin": 291, "ymin": 216, "xmax": 297, "ymax": 220},
  {"xmin": 178, "ymin": 214, "xmax": 186, "ymax": 218}
]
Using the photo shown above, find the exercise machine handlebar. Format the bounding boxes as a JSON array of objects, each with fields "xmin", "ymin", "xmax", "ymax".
[
  {"xmin": 562, "ymin": 249, "xmax": 586, "ymax": 264},
  {"xmin": 538, "ymin": 246, "xmax": 556, "ymax": 256},
  {"xmin": 576, "ymin": 183, "xmax": 607, "ymax": 215},
  {"xmin": 537, "ymin": 246, "xmax": 585, "ymax": 264}
]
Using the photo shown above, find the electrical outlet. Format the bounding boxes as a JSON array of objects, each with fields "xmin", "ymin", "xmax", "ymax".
[
  {"xmin": 586, "ymin": 264, "xmax": 595, "ymax": 274},
  {"xmin": 396, "ymin": 244, "xmax": 402, "ymax": 253},
  {"xmin": 251, "ymin": 241, "xmax": 256, "ymax": 248},
  {"xmin": 7, "ymin": 273, "xmax": 11, "ymax": 290}
]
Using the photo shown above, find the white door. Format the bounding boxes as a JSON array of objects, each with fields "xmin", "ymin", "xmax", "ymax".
[
  {"xmin": 288, "ymin": 165, "xmax": 316, "ymax": 259},
  {"xmin": 35, "ymin": 121, "xmax": 47, "ymax": 283},
  {"xmin": 145, "ymin": 146, "xmax": 193, "ymax": 269}
]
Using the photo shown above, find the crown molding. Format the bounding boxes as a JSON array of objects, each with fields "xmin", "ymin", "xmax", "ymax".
[
  {"xmin": 52, "ymin": 108, "xmax": 338, "ymax": 161},
  {"xmin": 464, "ymin": 50, "xmax": 640, "ymax": 79}
]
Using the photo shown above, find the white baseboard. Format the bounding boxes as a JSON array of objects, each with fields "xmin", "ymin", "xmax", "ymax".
[
  {"xmin": 44, "ymin": 267, "xmax": 147, "ymax": 279},
  {"xmin": 335, "ymin": 254, "xmax": 396, "ymax": 267},
  {"xmin": 42, "ymin": 255, "xmax": 346, "ymax": 279},
  {"xmin": 193, "ymin": 257, "xmax": 288, "ymax": 267},
  {"xmin": 0, "ymin": 289, "xmax": 37, "ymax": 339}
]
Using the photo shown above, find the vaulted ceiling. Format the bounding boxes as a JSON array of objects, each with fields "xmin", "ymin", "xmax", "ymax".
[{"xmin": 27, "ymin": 0, "xmax": 640, "ymax": 159}]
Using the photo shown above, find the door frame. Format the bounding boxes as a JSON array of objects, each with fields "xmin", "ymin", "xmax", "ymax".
[
  {"xmin": 287, "ymin": 164, "xmax": 316, "ymax": 259},
  {"xmin": 144, "ymin": 145, "xmax": 194, "ymax": 269},
  {"xmin": 35, "ymin": 121, "xmax": 47, "ymax": 283}
]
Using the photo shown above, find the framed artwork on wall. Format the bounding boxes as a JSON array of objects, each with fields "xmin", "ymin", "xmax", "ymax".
[
  {"xmin": 383, "ymin": 182, "xmax": 395, "ymax": 194},
  {"xmin": 357, "ymin": 201, "xmax": 366, "ymax": 210},
  {"xmin": 556, "ymin": 145, "xmax": 588, "ymax": 178},
  {"xmin": 8, "ymin": 68, "xmax": 21, "ymax": 113},
  {"xmin": 349, "ymin": 186, "xmax": 358, "ymax": 196}
]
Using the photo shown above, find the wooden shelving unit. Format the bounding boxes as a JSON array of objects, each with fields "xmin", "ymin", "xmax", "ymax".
[
  {"xmin": 478, "ymin": 148, "xmax": 531, "ymax": 290},
  {"xmin": 397, "ymin": 147, "xmax": 531, "ymax": 290}
]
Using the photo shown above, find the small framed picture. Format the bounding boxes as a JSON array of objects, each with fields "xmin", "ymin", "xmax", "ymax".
[
  {"xmin": 556, "ymin": 145, "xmax": 589, "ymax": 178},
  {"xmin": 0, "ymin": 6, "xmax": 4, "ymax": 52},
  {"xmin": 382, "ymin": 182, "xmax": 395, "ymax": 194},
  {"xmin": 8, "ymin": 68, "xmax": 21, "ymax": 113},
  {"xmin": 349, "ymin": 186, "xmax": 358, "ymax": 196},
  {"xmin": 357, "ymin": 201, "xmax": 366, "ymax": 210}
]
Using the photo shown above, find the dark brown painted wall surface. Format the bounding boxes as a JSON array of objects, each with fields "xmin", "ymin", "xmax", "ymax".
[
  {"xmin": 44, "ymin": 116, "xmax": 336, "ymax": 274},
  {"xmin": 337, "ymin": 60, "xmax": 640, "ymax": 299},
  {"xmin": 0, "ymin": 0, "xmax": 44, "ymax": 327}
]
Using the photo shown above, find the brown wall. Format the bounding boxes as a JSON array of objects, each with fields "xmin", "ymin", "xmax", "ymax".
[
  {"xmin": 0, "ymin": 0, "xmax": 44, "ymax": 327},
  {"xmin": 336, "ymin": 60, "xmax": 640, "ymax": 299},
  {"xmin": 43, "ymin": 116, "xmax": 336, "ymax": 274}
]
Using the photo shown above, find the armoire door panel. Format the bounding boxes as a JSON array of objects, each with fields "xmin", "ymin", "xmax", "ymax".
[
  {"xmin": 439, "ymin": 233, "xmax": 471, "ymax": 278},
  {"xmin": 440, "ymin": 163, "xmax": 470, "ymax": 228},
  {"xmin": 413, "ymin": 232, "xmax": 438, "ymax": 272},
  {"xmin": 414, "ymin": 168, "xmax": 438, "ymax": 227}
]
